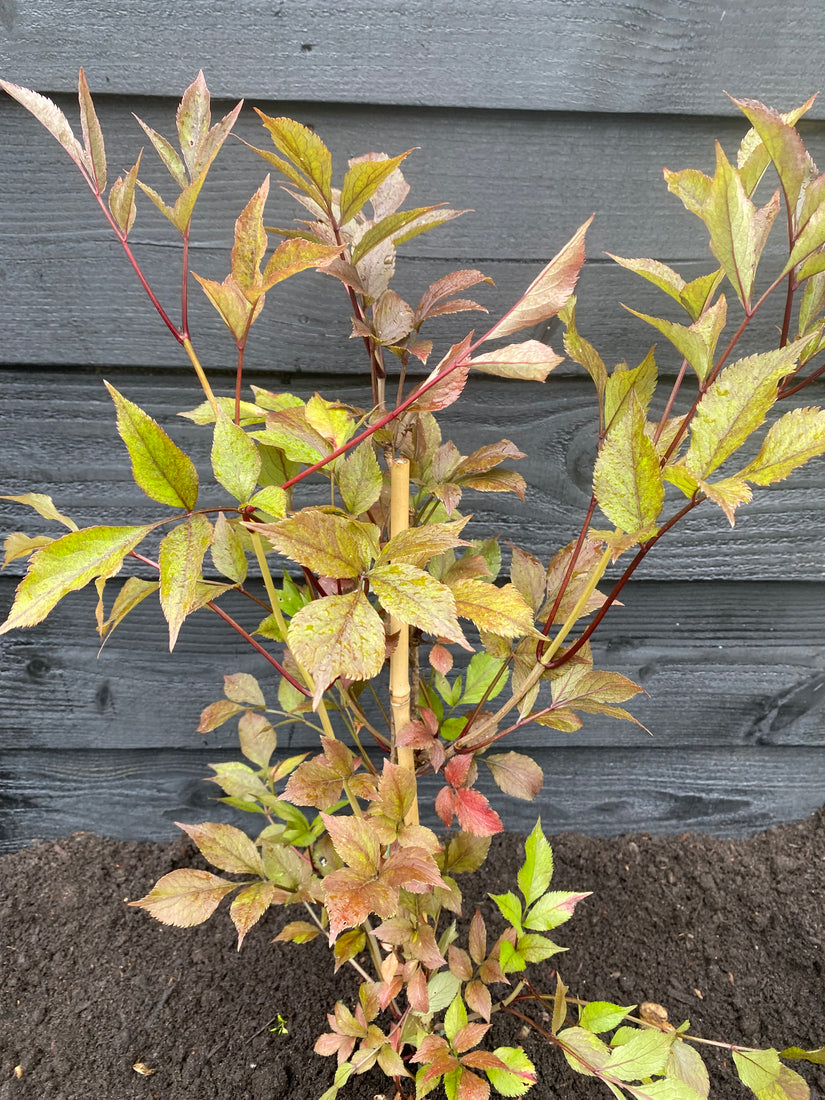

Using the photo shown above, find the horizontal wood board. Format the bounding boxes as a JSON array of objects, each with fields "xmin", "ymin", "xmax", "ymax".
[
  {"xmin": 1, "ymin": 97, "xmax": 822, "ymax": 368},
  {"xmin": 3, "ymin": 580, "xmax": 825, "ymax": 753},
  {"xmin": 0, "ymin": 2, "xmax": 823, "ymax": 116},
  {"xmin": 4, "ymin": 368, "xmax": 825, "ymax": 582},
  {"xmin": 3, "ymin": 745, "xmax": 823, "ymax": 853}
]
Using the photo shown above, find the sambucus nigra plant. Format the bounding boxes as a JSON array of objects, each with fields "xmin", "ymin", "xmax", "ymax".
[{"xmin": 2, "ymin": 72, "xmax": 824, "ymax": 1099}]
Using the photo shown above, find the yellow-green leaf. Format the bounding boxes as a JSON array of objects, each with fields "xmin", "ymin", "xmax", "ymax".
[
  {"xmin": 255, "ymin": 114, "xmax": 333, "ymax": 203},
  {"xmin": 0, "ymin": 525, "xmax": 155, "ymax": 634},
  {"xmin": 1, "ymin": 493, "xmax": 78, "ymax": 532},
  {"xmin": 699, "ymin": 476, "xmax": 752, "ymax": 526},
  {"xmin": 258, "ymin": 511, "xmax": 377, "ymax": 578},
  {"xmin": 105, "ymin": 382, "xmax": 199, "ymax": 509},
  {"xmin": 211, "ymin": 412, "xmax": 261, "ymax": 502},
  {"xmin": 108, "ymin": 152, "xmax": 141, "ymax": 237},
  {"xmin": 337, "ymin": 443, "xmax": 383, "ymax": 516},
  {"xmin": 3, "ymin": 533, "xmax": 55, "ymax": 569},
  {"xmin": 594, "ymin": 393, "xmax": 664, "ymax": 539},
  {"xmin": 230, "ymin": 881, "xmax": 277, "ymax": 950},
  {"xmin": 176, "ymin": 820, "xmax": 265, "ymax": 876},
  {"xmin": 288, "ymin": 590, "xmax": 385, "ymax": 705},
  {"xmin": 231, "ymin": 176, "xmax": 270, "ymax": 298},
  {"xmin": 626, "ymin": 295, "xmax": 726, "ymax": 385},
  {"xmin": 77, "ymin": 67, "xmax": 106, "ymax": 191},
  {"xmin": 369, "ymin": 562, "xmax": 468, "ymax": 644},
  {"xmin": 191, "ymin": 271, "xmax": 257, "ymax": 345},
  {"xmin": 262, "ymin": 237, "xmax": 342, "ymax": 291},
  {"xmin": 451, "ymin": 580, "xmax": 537, "ymax": 638},
  {"xmin": 742, "ymin": 406, "xmax": 825, "ymax": 485},
  {"xmin": 158, "ymin": 514, "xmax": 213, "ymax": 649},
  {"xmin": 340, "ymin": 150, "xmax": 412, "ymax": 225},
  {"xmin": 98, "ymin": 576, "xmax": 159, "ymax": 640},
  {"xmin": 210, "ymin": 512, "xmax": 248, "ymax": 583}
]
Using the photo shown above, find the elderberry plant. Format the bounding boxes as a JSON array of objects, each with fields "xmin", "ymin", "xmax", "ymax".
[{"xmin": 2, "ymin": 72, "xmax": 824, "ymax": 1099}]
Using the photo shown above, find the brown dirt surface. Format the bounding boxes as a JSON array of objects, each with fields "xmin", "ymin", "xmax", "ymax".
[{"xmin": 1, "ymin": 811, "xmax": 823, "ymax": 1099}]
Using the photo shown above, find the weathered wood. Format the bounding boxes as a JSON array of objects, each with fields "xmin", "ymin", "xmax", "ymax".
[
  {"xmin": 2, "ymin": 580, "xmax": 825, "ymax": 753},
  {"xmin": 2, "ymin": 744, "xmax": 822, "ymax": 853},
  {"xmin": 0, "ymin": 2, "xmax": 822, "ymax": 117},
  {"xmin": 4, "ymin": 368, "xmax": 825, "ymax": 581}
]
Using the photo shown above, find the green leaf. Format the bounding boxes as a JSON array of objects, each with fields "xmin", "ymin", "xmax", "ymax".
[
  {"xmin": 258, "ymin": 511, "xmax": 378, "ymax": 578},
  {"xmin": 211, "ymin": 412, "xmax": 262, "ymax": 502},
  {"xmin": 626, "ymin": 296, "xmax": 726, "ymax": 385},
  {"xmin": 524, "ymin": 889, "xmax": 591, "ymax": 931},
  {"xmin": 210, "ymin": 512, "xmax": 248, "ymax": 583},
  {"xmin": 741, "ymin": 407, "xmax": 825, "ymax": 485},
  {"xmin": 461, "ymin": 652, "xmax": 508, "ymax": 705},
  {"xmin": 255, "ymin": 113, "xmax": 333, "ymax": 204},
  {"xmin": 0, "ymin": 79, "xmax": 87, "ymax": 173},
  {"xmin": 288, "ymin": 590, "xmax": 385, "ymax": 706},
  {"xmin": 248, "ymin": 486, "xmax": 287, "ymax": 519},
  {"xmin": 579, "ymin": 1001, "xmax": 634, "ymax": 1033},
  {"xmin": 191, "ymin": 271, "xmax": 257, "ymax": 345},
  {"xmin": 604, "ymin": 349, "xmax": 657, "ymax": 427},
  {"xmin": 484, "ymin": 752, "xmax": 543, "ymax": 800},
  {"xmin": 369, "ymin": 562, "xmax": 467, "ymax": 643},
  {"xmin": 0, "ymin": 525, "xmax": 154, "ymax": 634},
  {"xmin": 351, "ymin": 205, "xmax": 451, "ymax": 265},
  {"xmin": 444, "ymin": 994, "xmax": 468, "ymax": 1044},
  {"xmin": 1, "ymin": 493, "xmax": 78, "ymax": 532},
  {"xmin": 517, "ymin": 819, "xmax": 554, "ymax": 907},
  {"xmin": 262, "ymin": 237, "xmax": 342, "ymax": 292},
  {"xmin": 594, "ymin": 391, "xmax": 664, "ymax": 539},
  {"xmin": 337, "ymin": 443, "xmax": 384, "ymax": 516},
  {"xmin": 490, "ymin": 890, "xmax": 523, "ymax": 929},
  {"xmin": 176, "ymin": 820, "xmax": 265, "ymax": 876},
  {"xmin": 427, "ymin": 970, "xmax": 462, "ymax": 1014},
  {"xmin": 339, "ymin": 150, "xmax": 412, "ymax": 225},
  {"xmin": 560, "ymin": 296, "xmax": 608, "ymax": 398},
  {"xmin": 780, "ymin": 1046, "xmax": 825, "ymax": 1065},
  {"xmin": 608, "ymin": 254, "xmax": 686, "ymax": 309},
  {"xmin": 666, "ymin": 1040, "xmax": 710, "ymax": 1099},
  {"xmin": 607, "ymin": 1027, "xmax": 675, "ymax": 1080},
  {"xmin": 451, "ymin": 580, "xmax": 537, "ymax": 639},
  {"xmin": 231, "ymin": 177, "xmax": 270, "ymax": 298},
  {"xmin": 557, "ymin": 1026, "xmax": 612, "ymax": 1077},
  {"xmin": 685, "ymin": 341, "xmax": 805, "ymax": 481},
  {"xmin": 158, "ymin": 514, "xmax": 213, "ymax": 649},
  {"xmin": 77, "ymin": 68, "xmax": 106, "ymax": 191},
  {"xmin": 108, "ymin": 153, "xmax": 141, "ymax": 236},
  {"xmin": 483, "ymin": 218, "xmax": 591, "ymax": 342},
  {"xmin": 105, "ymin": 382, "xmax": 199, "ymax": 509},
  {"xmin": 128, "ymin": 868, "xmax": 237, "ymax": 926},
  {"xmin": 485, "ymin": 1047, "xmax": 537, "ymax": 1096},
  {"xmin": 469, "ymin": 340, "xmax": 563, "ymax": 381},
  {"xmin": 732, "ymin": 1048, "xmax": 782, "ymax": 1092}
]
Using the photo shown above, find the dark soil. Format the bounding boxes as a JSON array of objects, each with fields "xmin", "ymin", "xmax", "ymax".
[{"xmin": 1, "ymin": 812, "xmax": 824, "ymax": 1100}]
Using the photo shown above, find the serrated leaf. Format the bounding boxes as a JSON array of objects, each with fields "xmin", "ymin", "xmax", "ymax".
[
  {"xmin": 608, "ymin": 254, "xmax": 686, "ymax": 308},
  {"xmin": 0, "ymin": 79, "xmax": 86, "ymax": 173},
  {"xmin": 251, "ymin": 405, "xmax": 330, "ymax": 465},
  {"xmin": 484, "ymin": 752, "xmax": 543, "ymax": 800},
  {"xmin": 607, "ymin": 1027, "xmax": 674, "ymax": 1080},
  {"xmin": 258, "ymin": 511, "xmax": 377, "ymax": 578},
  {"xmin": 485, "ymin": 1046, "xmax": 537, "ymax": 1096},
  {"xmin": 461, "ymin": 652, "xmax": 508, "ymax": 705},
  {"xmin": 741, "ymin": 407, "xmax": 825, "ymax": 485},
  {"xmin": 255, "ymin": 113, "xmax": 332, "ymax": 204},
  {"xmin": 517, "ymin": 820, "xmax": 554, "ymax": 907},
  {"xmin": 340, "ymin": 150, "xmax": 412, "ymax": 225},
  {"xmin": 275, "ymin": 919, "xmax": 322, "ymax": 944},
  {"xmin": 442, "ymin": 832, "xmax": 491, "ymax": 875},
  {"xmin": 626, "ymin": 296, "xmax": 726, "ymax": 385},
  {"xmin": 417, "ymin": 269, "xmax": 494, "ymax": 323},
  {"xmin": 524, "ymin": 889, "xmax": 591, "ymax": 931},
  {"xmin": 469, "ymin": 340, "xmax": 563, "ymax": 381},
  {"xmin": 1, "ymin": 493, "xmax": 78, "ymax": 532},
  {"xmin": 369, "ymin": 562, "xmax": 467, "ymax": 644},
  {"xmin": 224, "ymin": 672, "xmax": 265, "ymax": 706},
  {"xmin": 248, "ymin": 486, "xmax": 287, "ymax": 519},
  {"xmin": 231, "ymin": 176, "xmax": 270, "ymax": 297},
  {"xmin": 686, "ymin": 341, "xmax": 805, "ymax": 480},
  {"xmin": 176, "ymin": 71, "xmax": 212, "ymax": 178},
  {"xmin": 666, "ymin": 1040, "xmax": 710, "ymax": 1099},
  {"xmin": 445, "ymin": 993, "xmax": 468, "ymax": 1044},
  {"xmin": 732, "ymin": 97, "xmax": 808, "ymax": 222},
  {"xmin": 192, "ymin": 271, "xmax": 257, "ymax": 344},
  {"xmin": 732, "ymin": 1048, "xmax": 782, "ymax": 1092},
  {"xmin": 97, "ymin": 576, "xmax": 159, "ymax": 640},
  {"xmin": 490, "ymin": 890, "xmax": 523, "ymax": 929},
  {"xmin": 105, "ymin": 382, "xmax": 199, "ymax": 509},
  {"xmin": 77, "ymin": 68, "xmax": 106, "ymax": 191},
  {"xmin": 451, "ymin": 580, "xmax": 537, "ymax": 639},
  {"xmin": 128, "ymin": 868, "xmax": 237, "ymax": 926},
  {"xmin": 0, "ymin": 525, "xmax": 154, "ymax": 634},
  {"xmin": 579, "ymin": 1001, "xmax": 633, "ymax": 1034},
  {"xmin": 230, "ymin": 881, "xmax": 277, "ymax": 949},
  {"xmin": 133, "ymin": 113, "xmax": 188, "ymax": 188},
  {"xmin": 558, "ymin": 1027, "xmax": 612, "ymax": 1077},
  {"xmin": 379, "ymin": 518, "xmax": 470, "ymax": 567},
  {"xmin": 483, "ymin": 218, "xmax": 591, "ymax": 342},
  {"xmin": 212, "ymin": 412, "xmax": 261, "ymax": 502},
  {"xmin": 108, "ymin": 153, "xmax": 141, "ymax": 236},
  {"xmin": 288, "ymin": 590, "xmax": 384, "ymax": 706},
  {"xmin": 238, "ymin": 711, "xmax": 278, "ymax": 768},
  {"xmin": 594, "ymin": 393, "xmax": 664, "ymax": 538},
  {"xmin": 561, "ymin": 296, "xmax": 608, "ymax": 397},
  {"xmin": 412, "ymin": 334, "xmax": 473, "ymax": 412},
  {"xmin": 452, "ymin": 788, "xmax": 503, "ymax": 836},
  {"xmin": 197, "ymin": 698, "xmax": 246, "ymax": 733},
  {"xmin": 351, "ymin": 204, "xmax": 444, "ymax": 265},
  {"xmin": 210, "ymin": 512, "xmax": 248, "ymax": 583},
  {"xmin": 604, "ymin": 349, "xmax": 657, "ymax": 427},
  {"xmin": 337, "ymin": 443, "xmax": 384, "ymax": 516},
  {"xmin": 176, "ymin": 820, "xmax": 265, "ymax": 876},
  {"xmin": 3, "ymin": 533, "xmax": 55, "ymax": 569},
  {"xmin": 699, "ymin": 475, "xmax": 752, "ymax": 526},
  {"xmin": 158, "ymin": 514, "xmax": 213, "ymax": 649},
  {"xmin": 262, "ymin": 237, "xmax": 343, "ymax": 292}
]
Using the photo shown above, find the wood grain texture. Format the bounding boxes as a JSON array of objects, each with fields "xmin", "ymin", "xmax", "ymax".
[
  {"xmin": 4, "ymin": 368, "xmax": 825, "ymax": 582},
  {"xmin": 2, "ymin": 745, "xmax": 822, "ymax": 853},
  {"xmin": 2, "ymin": 579, "xmax": 825, "ymax": 753},
  {"xmin": 0, "ymin": 2, "xmax": 822, "ymax": 116}
]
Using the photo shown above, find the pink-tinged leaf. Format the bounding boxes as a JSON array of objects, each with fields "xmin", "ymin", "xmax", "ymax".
[
  {"xmin": 77, "ymin": 68, "xmax": 106, "ymax": 191},
  {"xmin": 133, "ymin": 114, "xmax": 188, "ymax": 188},
  {"xmin": 416, "ymin": 269, "xmax": 494, "ymax": 323},
  {"xmin": 175, "ymin": 821, "xmax": 264, "ymax": 876},
  {"xmin": 379, "ymin": 517, "xmax": 470, "ymax": 567},
  {"xmin": 429, "ymin": 643, "xmax": 454, "ymax": 674},
  {"xmin": 484, "ymin": 752, "xmax": 543, "ymax": 801},
  {"xmin": 732, "ymin": 97, "xmax": 809, "ymax": 220},
  {"xmin": 0, "ymin": 525, "xmax": 155, "ymax": 635},
  {"xmin": 483, "ymin": 218, "xmax": 591, "ymax": 342},
  {"xmin": 412, "ymin": 334, "xmax": 474, "ymax": 412},
  {"xmin": 453, "ymin": 1022, "xmax": 491, "ymax": 1056},
  {"xmin": 444, "ymin": 753, "xmax": 474, "ymax": 788},
  {"xmin": 176, "ymin": 71, "xmax": 211, "ymax": 178},
  {"xmin": 436, "ymin": 785, "xmax": 457, "ymax": 829},
  {"xmin": 191, "ymin": 271, "xmax": 257, "ymax": 345},
  {"xmin": 197, "ymin": 698, "xmax": 246, "ymax": 733},
  {"xmin": 274, "ymin": 920, "xmax": 322, "ymax": 944},
  {"xmin": 231, "ymin": 177, "xmax": 270, "ymax": 297},
  {"xmin": 451, "ymin": 579, "xmax": 537, "ymax": 639},
  {"xmin": 524, "ymin": 890, "xmax": 591, "ymax": 931},
  {"xmin": 108, "ymin": 152, "xmax": 142, "ymax": 237},
  {"xmin": 383, "ymin": 846, "xmax": 446, "ymax": 893},
  {"xmin": 223, "ymin": 671, "xmax": 265, "ymax": 706},
  {"xmin": 230, "ymin": 882, "xmax": 276, "ymax": 950},
  {"xmin": 128, "ymin": 868, "xmax": 237, "ymax": 926},
  {"xmin": 158, "ymin": 514, "xmax": 213, "ymax": 650},
  {"xmin": 339, "ymin": 149, "xmax": 413, "ymax": 225},
  {"xmin": 105, "ymin": 382, "xmax": 199, "ymax": 510},
  {"xmin": 374, "ymin": 761, "xmax": 417, "ymax": 824},
  {"xmin": 454, "ymin": 789, "xmax": 503, "ymax": 836},
  {"xmin": 322, "ymin": 868, "xmax": 399, "ymax": 938},
  {"xmin": 470, "ymin": 339, "xmax": 563, "ymax": 381},
  {"xmin": 0, "ymin": 79, "xmax": 87, "ymax": 174},
  {"xmin": 283, "ymin": 741, "xmax": 361, "ymax": 809},
  {"xmin": 407, "ymin": 965, "xmax": 430, "ymax": 1013},
  {"xmin": 699, "ymin": 476, "xmax": 752, "ymax": 526},
  {"xmin": 594, "ymin": 390, "xmax": 664, "ymax": 540},
  {"xmin": 238, "ymin": 711, "xmax": 278, "ymax": 769},
  {"xmin": 373, "ymin": 289, "xmax": 416, "ymax": 344}
]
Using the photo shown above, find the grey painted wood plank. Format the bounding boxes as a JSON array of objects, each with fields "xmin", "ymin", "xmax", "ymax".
[
  {"xmin": 0, "ymin": 2, "xmax": 822, "ymax": 117},
  {"xmin": 2, "ymin": 745, "xmax": 822, "ymax": 853},
  {"xmin": 4, "ymin": 368, "xmax": 825, "ymax": 582},
  {"xmin": 3, "ymin": 580, "xmax": 825, "ymax": 752}
]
